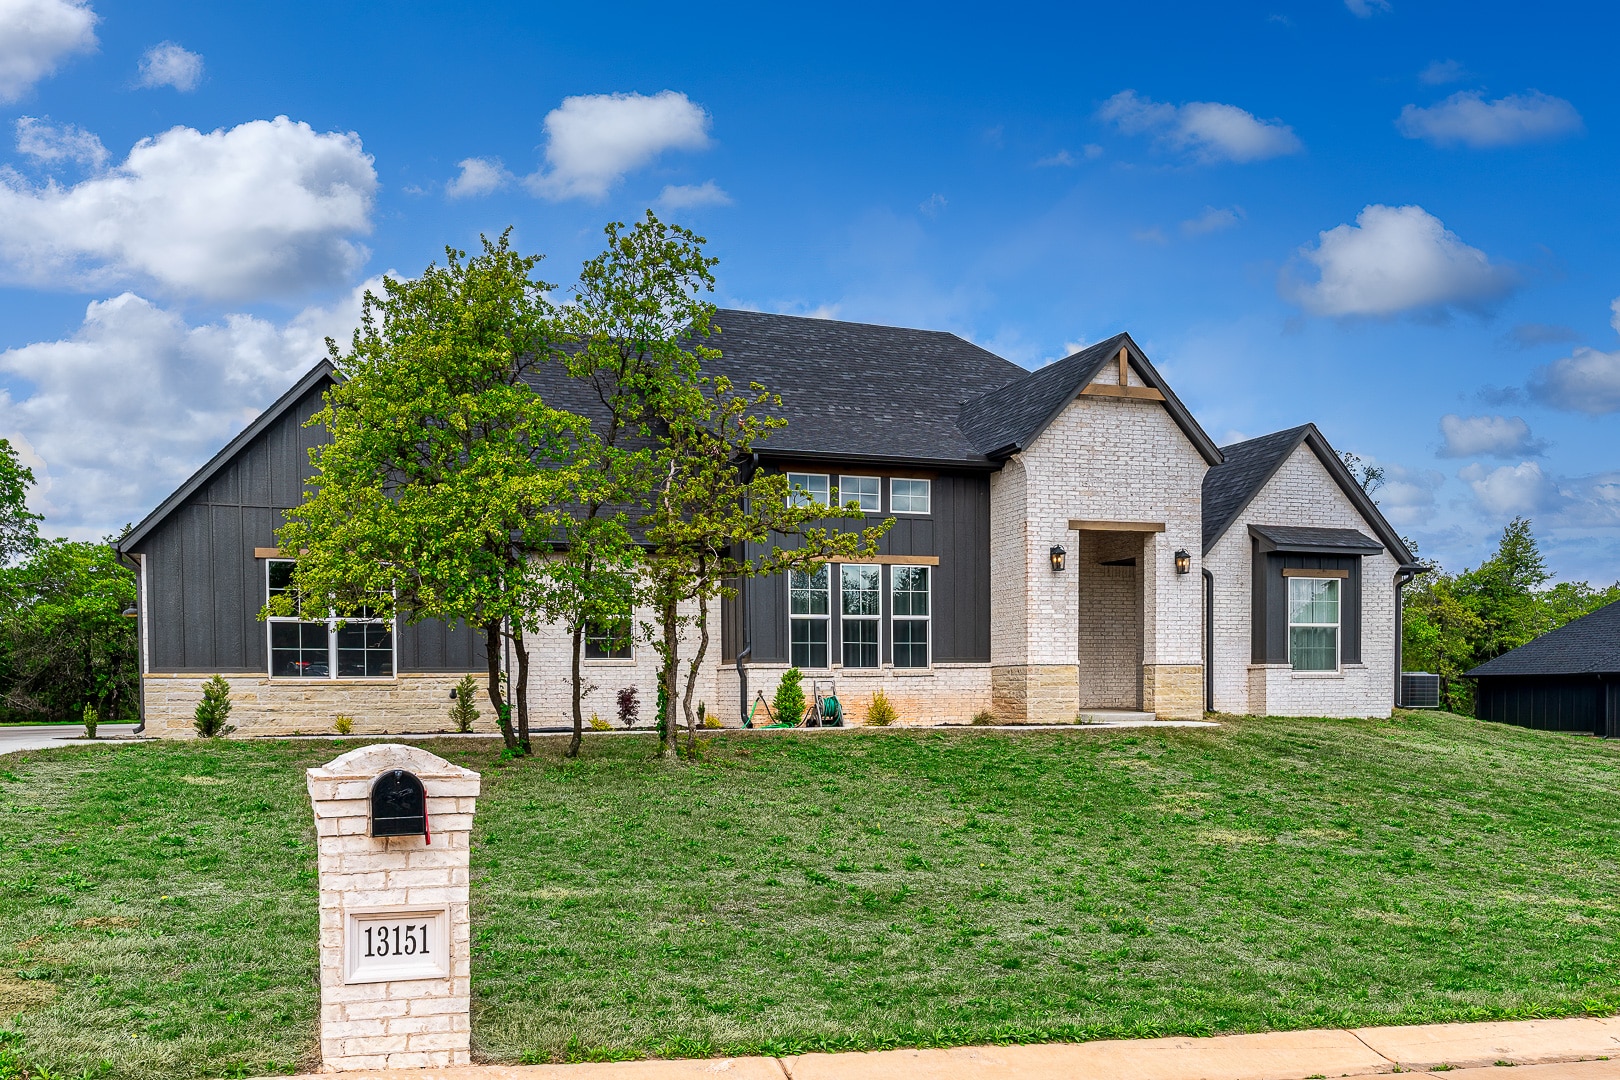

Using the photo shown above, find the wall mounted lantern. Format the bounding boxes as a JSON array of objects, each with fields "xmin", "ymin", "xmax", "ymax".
[
  {"xmin": 1174, "ymin": 549, "xmax": 1192, "ymax": 575},
  {"xmin": 121, "ymin": 606, "xmax": 138, "ymax": 618},
  {"xmin": 1049, "ymin": 545, "xmax": 1066, "ymax": 572}
]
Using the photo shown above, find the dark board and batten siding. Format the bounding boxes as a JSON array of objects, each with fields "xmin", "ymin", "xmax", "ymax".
[
  {"xmin": 1250, "ymin": 547, "xmax": 1363, "ymax": 666},
  {"xmin": 724, "ymin": 470, "xmax": 992, "ymax": 665},
  {"xmin": 130, "ymin": 377, "xmax": 480, "ymax": 674},
  {"xmin": 1476, "ymin": 675, "xmax": 1616, "ymax": 738}
]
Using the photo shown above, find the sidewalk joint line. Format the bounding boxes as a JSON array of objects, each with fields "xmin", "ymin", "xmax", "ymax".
[
  {"xmin": 1344, "ymin": 1026, "xmax": 1398, "ymax": 1068},
  {"xmin": 774, "ymin": 1056, "xmax": 794, "ymax": 1079}
]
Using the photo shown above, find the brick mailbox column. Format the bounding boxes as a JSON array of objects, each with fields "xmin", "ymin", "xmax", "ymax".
[{"xmin": 306, "ymin": 744, "xmax": 481, "ymax": 1071}]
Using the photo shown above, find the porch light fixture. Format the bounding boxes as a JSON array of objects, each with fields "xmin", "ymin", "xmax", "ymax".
[
  {"xmin": 1174, "ymin": 549, "xmax": 1192, "ymax": 575},
  {"xmin": 1049, "ymin": 545, "xmax": 1066, "ymax": 572},
  {"xmin": 121, "ymin": 606, "xmax": 138, "ymax": 618}
]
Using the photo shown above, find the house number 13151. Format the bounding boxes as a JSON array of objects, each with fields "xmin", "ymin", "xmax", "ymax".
[{"xmin": 364, "ymin": 923, "xmax": 429, "ymax": 958}]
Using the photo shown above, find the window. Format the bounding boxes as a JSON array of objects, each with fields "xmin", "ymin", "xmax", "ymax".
[
  {"xmin": 789, "ymin": 564, "xmax": 830, "ymax": 668},
  {"xmin": 584, "ymin": 620, "xmax": 634, "ymax": 661},
  {"xmin": 892, "ymin": 565, "xmax": 930, "ymax": 668},
  {"xmin": 840, "ymin": 564, "xmax": 880, "ymax": 667},
  {"xmin": 266, "ymin": 559, "xmax": 394, "ymax": 679},
  {"xmin": 1288, "ymin": 577, "xmax": 1339, "ymax": 672},
  {"xmin": 787, "ymin": 472, "xmax": 829, "ymax": 508},
  {"xmin": 837, "ymin": 475, "xmax": 881, "ymax": 513},
  {"xmin": 890, "ymin": 478, "xmax": 931, "ymax": 514}
]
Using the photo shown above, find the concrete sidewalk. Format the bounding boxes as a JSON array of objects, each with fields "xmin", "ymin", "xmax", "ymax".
[
  {"xmin": 259, "ymin": 1015, "xmax": 1620, "ymax": 1079},
  {"xmin": 0, "ymin": 723, "xmax": 141, "ymax": 754}
]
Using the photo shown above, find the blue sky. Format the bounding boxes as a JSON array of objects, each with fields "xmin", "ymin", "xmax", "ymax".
[{"xmin": 0, "ymin": 0, "xmax": 1616, "ymax": 581}]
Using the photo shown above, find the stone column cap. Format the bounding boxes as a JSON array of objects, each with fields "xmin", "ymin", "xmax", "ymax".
[{"xmin": 306, "ymin": 743, "xmax": 481, "ymax": 794}]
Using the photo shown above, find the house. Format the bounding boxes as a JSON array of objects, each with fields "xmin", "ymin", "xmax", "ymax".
[
  {"xmin": 1467, "ymin": 599, "xmax": 1620, "ymax": 737},
  {"xmin": 113, "ymin": 309, "xmax": 1421, "ymax": 737}
]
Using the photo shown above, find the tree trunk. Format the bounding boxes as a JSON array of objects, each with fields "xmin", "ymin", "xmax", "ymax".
[
  {"xmin": 485, "ymin": 619, "xmax": 515, "ymax": 751},
  {"xmin": 513, "ymin": 625, "xmax": 532, "ymax": 756},
  {"xmin": 682, "ymin": 591, "xmax": 711, "ymax": 760},
  {"xmin": 658, "ymin": 596, "xmax": 679, "ymax": 757},
  {"xmin": 567, "ymin": 620, "xmax": 585, "ymax": 758}
]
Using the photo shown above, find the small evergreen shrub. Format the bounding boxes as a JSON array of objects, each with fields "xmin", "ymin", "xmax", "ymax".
[
  {"xmin": 865, "ymin": 691, "xmax": 898, "ymax": 727},
  {"xmin": 589, "ymin": 712, "xmax": 611, "ymax": 731},
  {"xmin": 700, "ymin": 701, "xmax": 721, "ymax": 728},
  {"xmin": 333, "ymin": 715, "xmax": 354, "ymax": 736},
  {"xmin": 82, "ymin": 702, "xmax": 98, "ymax": 739},
  {"xmin": 773, "ymin": 667, "xmax": 806, "ymax": 725},
  {"xmin": 616, "ymin": 686, "xmax": 640, "ymax": 728},
  {"xmin": 450, "ymin": 674, "xmax": 480, "ymax": 733},
  {"xmin": 193, "ymin": 675, "xmax": 234, "ymax": 738},
  {"xmin": 971, "ymin": 709, "xmax": 996, "ymax": 726}
]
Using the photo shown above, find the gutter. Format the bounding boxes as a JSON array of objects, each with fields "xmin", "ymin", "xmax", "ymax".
[
  {"xmin": 1392, "ymin": 564, "xmax": 1426, "ymax": 708},
  {"xmin": 112, "ymin": 543, "xmax": 147, "ymax": 735}
]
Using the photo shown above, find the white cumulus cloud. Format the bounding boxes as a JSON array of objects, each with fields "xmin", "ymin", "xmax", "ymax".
[
  {"xmin": 1438, "ymin": 414, "xmax": 1545, "ymax": 458},
  {"xmin": 1099, "ymin": 90, "xmax": 1303, "ymax": 164},
  {"xmin": 136, "ymin": 41, "xmax": 203, "ymax": 91},
  {"xmin": 0, "ymin": 282, "xmax": 377, "ymax": 535},
  {"xmin": 523, "ymin": 90, "xmax": 711, "ymax": 201},
  {"xmin": 1283, "ymin": 204, "xmax": 1515, "ymax": 317},
  {"xmin": 1377, "ymin": 463, "xmax": 1445, "ymax": 529},
  {"xmin": 0, "ymin": 0, "xmax": 96, "ymax": 103},
  {"xmin": 1527, "ymin": 295, "xmax": 1620, "ymax": 415},
  {"xmin": 0, "ymin": 116, "xmax": 377, "ymax": 300},
  {"xmin": 14, "ymin": 115, "xmax": 105, "ymax": 168},
  {"xmin": 445, "ymin": 156, "xmax": 510, "ymax": 198},
  {"xmin": 656, "ymin": 179, "xmax": 731, "ymax": 210},
  {"xmin": 1459, "ymin": 461, "xmax": 1563, "ymax": 518},
  {"xmin": 1397, "ymin": 91, "xmax": 1583, "ymax": 148}
]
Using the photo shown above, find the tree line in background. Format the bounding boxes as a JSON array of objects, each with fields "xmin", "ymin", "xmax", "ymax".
[
  {"xmin": 0, "ymin": 440, "xmax": 138, "ymax": 725},
  {"xmin": 1401, "ymin": 517, "xmax": 1620, "ymax": 713}
]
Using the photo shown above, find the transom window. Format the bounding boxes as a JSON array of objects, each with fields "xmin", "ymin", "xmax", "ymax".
[
  {"xmin": 1288, "ymin": 577, "xmax": 1340, "ymax": 672},
  {"xmin": 837, "ymin": 475, "xmax": 881, "ymax": 513},
  {"xmin": 789, "ymin": 564, "xmax": 831, "ymax": 668},
  {"xmin": 890, "ymin": 478, "xmax": 931, "ymax": 515},
  {"xmin": 892, "ymin": 565, "xmax": 931, "ymax": 668},
  {"xmin": 584, "ymin": 620, "xmax": 633, "ymax": 661},
  {"xmin": 787, "ymin": 472, "xmax": 830, "ymax": 508},
  {"xmin": 840, "ymin": 564, "xmax": 881, "ymax": 668},
  {"xmin": 266, "ymin": 559, "xmax": 394, "ymax": 679}
]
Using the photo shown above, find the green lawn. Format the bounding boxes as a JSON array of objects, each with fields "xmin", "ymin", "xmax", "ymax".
[{"xmin": 4, "ymin": 712, "xmax": 1620, "ymax": 1079}]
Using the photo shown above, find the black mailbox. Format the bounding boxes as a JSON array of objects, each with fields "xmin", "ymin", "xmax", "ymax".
[{"xmin": 370, "ymin": 769, "xmax": 428, "ymax": 838}]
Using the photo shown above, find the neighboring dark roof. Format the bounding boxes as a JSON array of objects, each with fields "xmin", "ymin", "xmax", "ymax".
[
  {"xmin": 1201, "ymin": 423, "xmax": 1420, "ymax": 568},
  {"xmin": 1249, "ymin": 524, "xmax": 1383, "ymax": 554},
  {"xmin": 116, "ymin": 360, "xmax": 338, "ymax": 552},
  {"xmin": 1467, "ymin": 599, "xmax": 1620, "ymax": 678},
  {"xmin": 955, "ymin": 333, "xmax": 1223, "ymax": 465}
]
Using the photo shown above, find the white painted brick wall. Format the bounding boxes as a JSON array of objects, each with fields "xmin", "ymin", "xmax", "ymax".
[{"xmin": 1205, "ymin": 444, "xmax": 1398, "ymax": 718}]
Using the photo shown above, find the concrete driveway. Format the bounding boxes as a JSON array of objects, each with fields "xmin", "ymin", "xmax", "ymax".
[{"xmin": 0, "ymin": 723, "xmax": 143, "ymax": 755}]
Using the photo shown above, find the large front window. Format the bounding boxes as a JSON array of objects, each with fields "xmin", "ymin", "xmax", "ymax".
[
  {"xmin": 787, "ymin": 472, "xmax": 830, "ymax": 508},
  {"xmin": 789, "ymin": 564, "xmax": 830, "ymax": 668},
  {"xmin": 266, "ymin": 559, "xmax": 394, "ymax": 679},
  {"xmin": 840, "ymin": 564, "xmax": 880, "ymax": 668},
  {"xmin": 892, "ymin": 565, "xmax": 930, "ymax": 668},
  {"xmin": 1288, "ymin": 577, "xmax": 1339, "ymax": 672}
]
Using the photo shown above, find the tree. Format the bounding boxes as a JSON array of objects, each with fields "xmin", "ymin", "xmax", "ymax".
[
  {"xmin": 0, "ymin": 537, "xmax": 137, "ymax": 724},
  {"xmin": 1338, "ymin": 450, "xmax": 1386, "ymax": 497},
  {"xmin": 1455, "ymin": 516, "xmax": 1550, "ymax": 663},
  {"xmin": 270, "ymin": 232, "xmax": 586, "ymax": 755}
]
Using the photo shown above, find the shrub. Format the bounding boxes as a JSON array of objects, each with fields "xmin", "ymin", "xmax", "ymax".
[
  {"xmin": 450, "ymin": 674, "xmax": 480, "ymax": 733},
  {"xmin": 773, "ymin": 667, "xmax": 805, "ymax": 726},
  {"xmin": 700, "ymin": 701, "xmax": 721, "ymax": 728},
  {"xmin": 333, "ymin": 715, "xmax": 354, "ymax": 736},
  {"xmin": 865, "ymin": 691, "xmax": 898, "ymax": 727},
  {"xmin": 82, "ymin": 702, "xmax": 98, "ymax": 740},
  {"xmin": 971, "ymin": 709, "xmax": 996, "ymax": 726},
  {"xmin": 616, "ymin": 685, "xmax": 640, "ymax": 728},
  {"xmin": 589, "ymin": 712, "xmax": 611, "ymax": 731},
  {"xmin": 193, "ymin": 675, "xmax": 234, "ymax": 738}
]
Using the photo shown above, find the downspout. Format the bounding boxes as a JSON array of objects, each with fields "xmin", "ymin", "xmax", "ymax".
[
  {"xmin": 1202, "ymin": 568, "xmax": 1214, "ymax": 713},
  {"xmin": 1393, "ymin": 567, "xmax": 1418, "ymax": 709},
  {"xmin": 736, "ymin": 451, "xmax": 759, "ymax": 726},
  {"xmin": 114, "ymin": 546, "xmax": 147, "ymax": 735}
]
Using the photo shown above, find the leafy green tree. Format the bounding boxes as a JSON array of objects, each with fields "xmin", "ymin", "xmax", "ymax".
[
  {"xmin": 1402, "ymin": 569, "xmax": 1485, "ymax": 713},
  {"xmin": 0, "ymin": 537, "xmax": 137, "ymax": 723},
  {"xmin": 1454, "ymin": 516, "xmax": 1550, "ymax": 663},
  {"xmin": 271, "ymin": 232, "xmax": 586, "ymax": 755}
]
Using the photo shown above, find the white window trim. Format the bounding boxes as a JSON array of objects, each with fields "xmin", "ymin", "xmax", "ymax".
[
  {"xmin": 889, "ymin": 477, "xmax": 932, "ymax": 516},
  {"xmin": 787, "ymin": 472, "xmax": 831, "ymax": 509},
  {"xmin": 265, "ymin": 558, "xmax": 397, "ymax": 680},
  {"xmin": 788, "ymin": 564, "xmax": 832, "ymax": 669},
  {"xmin": 582, "ymin": 621, "xmax": 636, "ymax": 664},
  {"xmin": 839, "ymin": 563, "xmax": 882, "ymax": 669},
  {"xmin": 891, "ymin": 564, "xmax": 932, "ymax": 669},
  {"xmin": 836, "ymin": 474, "xmax": 881, "ymax": 514},
  {"xmin": 1287, "ymin": 576, "xmax": 1340, "ymax": 673}
]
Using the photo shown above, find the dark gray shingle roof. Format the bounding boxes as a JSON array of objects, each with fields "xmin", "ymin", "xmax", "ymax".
[
  {"xmin": 1249, "ymin": 524, "xmax": 1384, "ymax": 553},
  {"xmin": 1468, "ymin": 599, "xmax": 1620, "ymax": 677},
  {"xmin": 956, "ymin": 336, "xmax": 1126, "ymax": 456},
  {"xmin": 1202, "ymin": 426, "xmax": 1310, "ymax": 552}
]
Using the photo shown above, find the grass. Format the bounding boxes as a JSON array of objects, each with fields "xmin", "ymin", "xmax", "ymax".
[{"xmin": 4, "ymin": 712, "xmax": 1620, "ymax": 1078}]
